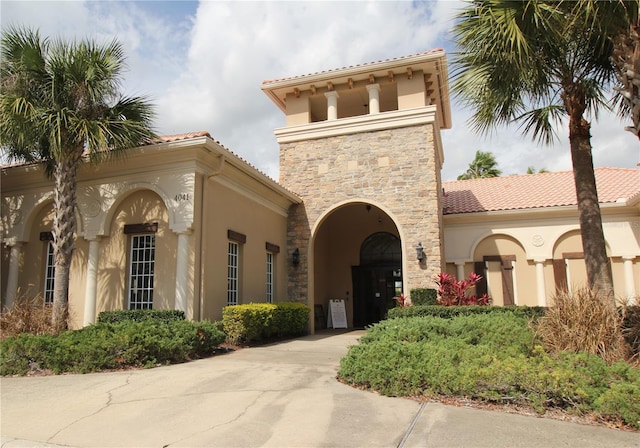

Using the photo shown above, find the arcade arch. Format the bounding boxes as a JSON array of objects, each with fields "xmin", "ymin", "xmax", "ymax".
[{"xmin": 311, "ymin": 201, "xmax": 402, "ymax": 329}]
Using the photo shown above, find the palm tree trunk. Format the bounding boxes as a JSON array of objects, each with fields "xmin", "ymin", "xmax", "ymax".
[
  {"xmin": 567, "ymin": 115, "xmax": 615, "ymax": 307},
  {"xmin": 612, "ymin": 19, "xmax": 640, "ymax": 140},
  {"xmin": 51, "ymin": 154, "xmax": 79, "ymax": 332}
]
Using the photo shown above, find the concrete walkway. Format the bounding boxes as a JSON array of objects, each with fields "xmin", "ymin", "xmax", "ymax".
[{"xmin": 1, "ymin": 330, "xmax": 638, "ymax": 448}]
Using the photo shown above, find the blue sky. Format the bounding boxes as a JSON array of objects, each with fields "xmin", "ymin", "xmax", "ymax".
[{"xmin": 1, "ymin": 0, "xmax": 637, "ymax": 181}]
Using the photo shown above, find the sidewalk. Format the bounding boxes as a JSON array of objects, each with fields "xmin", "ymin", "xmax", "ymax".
[{"xmin": 1, "ymin": 330, "xmax": 638, "ymax": 448}]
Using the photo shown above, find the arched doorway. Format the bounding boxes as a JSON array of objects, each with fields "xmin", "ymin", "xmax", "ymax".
[
  {"xmin": 352, "ymin": 232, "xmax": 403, "ymax": 327},
  {"xmin": 312, "ymin": 202, "xmax": 401, "ymax": 329}
]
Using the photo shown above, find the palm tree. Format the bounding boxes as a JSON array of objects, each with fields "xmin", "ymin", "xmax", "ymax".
[
  {"xmin": 457, "ymin": 150, "xmax": 502, "ymax": 180},
  {"xmin": 0, "ymin": 27, "xmax": 155, "ymax": 331},
  {"xmin": 452, "ymin": 1, "xmax": 615, "ymax": 302},
  {"xmin": 526, "ymin": 166, "xmax": 549, "ymax": 174}
]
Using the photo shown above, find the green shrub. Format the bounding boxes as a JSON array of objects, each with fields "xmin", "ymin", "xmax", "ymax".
[
  {"xmin": 387, "ymin": 304, "xmax": 545, "ymax": 320},
  {"xmin": 409, "ymin": 288, "xmax": 438, "ymax": 306},
  {"xmin": 338, "ymin": 313, "xmax": 640, "ymax": 429},
  {"xmin": 0, "ymin": 319, "xmax": 225, "ymax": 376},
  {"xmin": 271, "ymin": 302, "xmax": 310, "ymax": 338},
  {"xmin": 97, "ymin": 309, "xmax": 185, "ymax": 324},
  {"xmin": 222, "ymin": 302, "xmax": 309, "ymax": 345}
]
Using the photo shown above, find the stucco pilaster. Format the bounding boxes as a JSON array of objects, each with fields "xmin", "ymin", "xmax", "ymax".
[
  {"xmin": 4, "ymin": 242, "xmax": 23, "ymax": 308},
  {"xmin": 174, "ymin": 230, "xmax": 192, "ymax": 316},
  {"xmin": 83, "ymin": 237, "xmax": 101, "ymax": 326}
]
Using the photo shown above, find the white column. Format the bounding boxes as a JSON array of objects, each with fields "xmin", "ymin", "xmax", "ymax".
[
  {"xmin": 83, "ymin": 238, "xmax": 101, "ymax": 326},
  {"xmin": 534, "ymin": 259, "xmax": 546, "ymax": 306},
  {"xmin": 175, "ymin": 231, "xmax": 191, "ymax": 315},
  {"xmin": 622, "ymin": 256, "xmax": 637, "ymax": 303},
  {"xmin": 4, "ymin": 243, "xmax": 23, "ymax": 309},
  {"xmin": 324, "ymin": 91, "xmax": 340, "ymax": 121},
  {"xmin": 455, "ymin": 262, "xmax": 465, "ymax": 281},
  {"xmin": 366, "ymin": 83, "xmax": 381, "ymax": 114}
]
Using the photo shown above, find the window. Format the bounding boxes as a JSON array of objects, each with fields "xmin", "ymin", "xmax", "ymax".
[
  {"xmin": 43, "ymin": 241, "xmax": 55, "ymax": 304},
  {"xmin": 266, "ymin": 252, "xmax": 274, "ymax": 303},
  {"xmin": 128, "ymin": 234, "xmax": 156, "ymax": 310},
  {"xmin": 227, "ymin": 242, "xmax": 239, "ymax": 306}
]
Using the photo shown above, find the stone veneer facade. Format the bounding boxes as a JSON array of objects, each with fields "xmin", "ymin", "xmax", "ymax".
[{"xmin": 280, "ymin": 122, "xmax": 444, "ymax": 303}]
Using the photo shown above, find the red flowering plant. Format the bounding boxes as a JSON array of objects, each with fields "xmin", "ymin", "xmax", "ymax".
[
  {"xmin": 393, "ymin": 293, "xmax": 412, "ymax": 308},
  {"xmin": 434, "ymin": 272, "xmax": 491, "ymax": 306}
]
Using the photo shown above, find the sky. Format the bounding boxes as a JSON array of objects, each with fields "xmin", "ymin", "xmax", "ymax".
[{"xmin": 1, "ymin": 0, "xmax": 638, "ymax": 181}]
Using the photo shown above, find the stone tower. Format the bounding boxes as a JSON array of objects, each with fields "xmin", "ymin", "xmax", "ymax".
[{"xmin": 262, "ymin": 50, "xmax": 451, "ymax": 329}]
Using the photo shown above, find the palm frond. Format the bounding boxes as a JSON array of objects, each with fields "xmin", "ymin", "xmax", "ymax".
[{"xmin": 516, "ymin": 105, "xmax": 564, "ymax": 145}]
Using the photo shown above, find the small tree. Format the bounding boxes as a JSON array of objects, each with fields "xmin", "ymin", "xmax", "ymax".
[
  {"xmin": 452, "ymin": 1, "xmax": 615, "ymax": 303},
  {"xmin": 457, "ymin": 150, "xmax": 502, "ymax": 180},
  {"xmin": 0, "ymin": 27, "xmax": 156, "ymax": 331}
]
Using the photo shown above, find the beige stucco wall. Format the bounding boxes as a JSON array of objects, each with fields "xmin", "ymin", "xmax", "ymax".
[
  {"xmin": 199, "ymin": 179, "xmax": 291, "ymax": 322},
  {"xmin": 2, "ymin": 137, "xmax": 299, "ymax": 326},
  {"xmin": 97, "ymin": 190, "xmax": 176, "ymax": 315},
  {"xmin": 444, "ymin": 211, "xmax": 640, "ymax": 306}
]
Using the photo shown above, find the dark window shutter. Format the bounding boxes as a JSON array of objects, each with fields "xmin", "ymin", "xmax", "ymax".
[{"xmin": 474, "ymin": 262, "xmax": 488, "ymax": 297}]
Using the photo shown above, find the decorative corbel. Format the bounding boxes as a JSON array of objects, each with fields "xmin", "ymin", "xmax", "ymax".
[
  {"xmin": 327, "ymin": 81, "xmax": 334, "ymax": 91},
  {"xmin": 369, "ymin": 74, "xmax": 375, "ymax": 84},
  {"xmin": 293, "ymin": 88, "xmax": 300, "ymax": 98},
  {"xmin": 310, "ymin": 85, "xmax": 316, "ymax": 95},
  {"xmin": 406, "ymin": 68, "xmax": 413, "ymax": 80},
  {"xmin": 388, "ymin": 71, "xmax": 394, "ymax": 82},
  {"xmin": 348, "ymin": 78, "xmax": 354, "ymax": 89}
]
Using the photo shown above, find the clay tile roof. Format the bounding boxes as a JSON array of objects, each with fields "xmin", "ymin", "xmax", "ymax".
[
  {"xmin": 261, "ymin": 48, "xmax": 444, "ymax": 85},
  {"xmin": 146, "ymin": 130, "xmax": 212, "ymax": 144},
  {"xmin": 442, "ymin": 167, "xmax": 640, "ymax": 215}
]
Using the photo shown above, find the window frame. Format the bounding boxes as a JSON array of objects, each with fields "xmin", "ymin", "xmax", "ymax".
[
  {"xmin": 127, "ymin": 233, "xmax": 156, "ymax": 310},
  {"xmin": 43, "ymin": 240, "xmax": 55, "ymax": 304},
  {"xmin": 227, "ymin": 241, "xmax": 239, "ymax": 306},
  {"xmin": 266, "ymin": 251, "xmax": 274, "ymax": 303}
]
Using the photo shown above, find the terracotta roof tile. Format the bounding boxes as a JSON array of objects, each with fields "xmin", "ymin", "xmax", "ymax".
[
  {"xmin": 442, "ymin": 167, "xmax": 640, "ymax": 214},
  {"xmin": 261, "ymin": 49, "xmax": 444, "ymax": 85},
  {"xmin": 147, "ymin": 131, "xmax": 212, "ymax": 144}
]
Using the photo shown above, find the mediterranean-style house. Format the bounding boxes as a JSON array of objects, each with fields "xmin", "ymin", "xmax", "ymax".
[{"xmin": 2, "ymin": 50, "xmax": 639, "ymax": 330}]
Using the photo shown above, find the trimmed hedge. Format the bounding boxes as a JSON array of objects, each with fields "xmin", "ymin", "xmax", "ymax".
[
  {"xmin": 97, "ymin": 309, "xmax": 185, "ymax": 324},
  {"xmin": 223, "ymin": 302, "xmax": 310, "ymax": 344},
  {"xmin": 0, "ymin": 319, "xmax": 225, "ymax": 375},
  {"xmin": 388, "ymin": 304, "xmax": 546, "ymax": 320},
  {"xmin": 409, "ymin": 288, "xmax": 438, "ymax": 306},
  {"xmin": 339, "ymin": 313, "xmax": 640, "ymax": 429}
]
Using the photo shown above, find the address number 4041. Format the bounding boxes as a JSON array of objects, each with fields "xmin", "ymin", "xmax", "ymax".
[{"xmin": 174, "ymin": 193, "xmax": 191, "ymax": 202}]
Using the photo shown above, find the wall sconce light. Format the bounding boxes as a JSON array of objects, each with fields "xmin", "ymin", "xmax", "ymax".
[
  {"xmin": 292, "ymin": 248, "xmax": 300, "ymax": 266},
  {"xmin": 415, "ymin": 242, "xmax": 425, "ymax": 262}
]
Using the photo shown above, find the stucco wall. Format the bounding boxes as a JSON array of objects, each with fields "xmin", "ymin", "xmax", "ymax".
[
  {"xmin": 97, "ymin": 190, "xmax": 176, "ymax": 316},
  {"xmin": 444, "ymin": 213, "xmax": 640, "ymax": 306},
  {"xmin": 200, "ymin": 180, "xmax": 290, "ymax": 321}
]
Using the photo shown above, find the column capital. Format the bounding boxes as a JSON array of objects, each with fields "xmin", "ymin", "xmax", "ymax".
[
  {"xmin": 83, "ymin": 235, "xmax": 103, "ymax": 242},
  {"xmin": 170, "ymin": 224, "xmax": 193, "ymax": 235},
  {"xmin": 533, "ymin": 258, "xmax": 546, "ymax": 264},
  {"xmin": 622, "ymin": 255, "xmax": 638, "ymax": 261},
  {"xmin": 366, "ymin": 83, "xmax": 381, "ymax": 93},
  {"xmin": 324, "ymin": 90, "xmax": 340, "ymax": 99},
  {"xmin": 3, "ymin": 238, "xmax": 23, "ymax": 248}
]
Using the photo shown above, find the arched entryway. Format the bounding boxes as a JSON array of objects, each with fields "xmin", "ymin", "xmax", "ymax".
[
  {"xmin": 352, "ymin": 232, "xmax": 403, "ymax": 327},
  {"xmin": 312, "ymin": 202, "xmax": 402, "ymax": 329}
]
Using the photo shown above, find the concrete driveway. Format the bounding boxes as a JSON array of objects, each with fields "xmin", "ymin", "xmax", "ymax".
[{"xmin": 1, "ymin": 330, "xmax": 638, "ymax": 448}]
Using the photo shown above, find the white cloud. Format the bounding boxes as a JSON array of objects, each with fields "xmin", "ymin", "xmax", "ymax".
[{"xmin": 1, "ymin": 0, "xmax": 637, "ymax": 181}]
